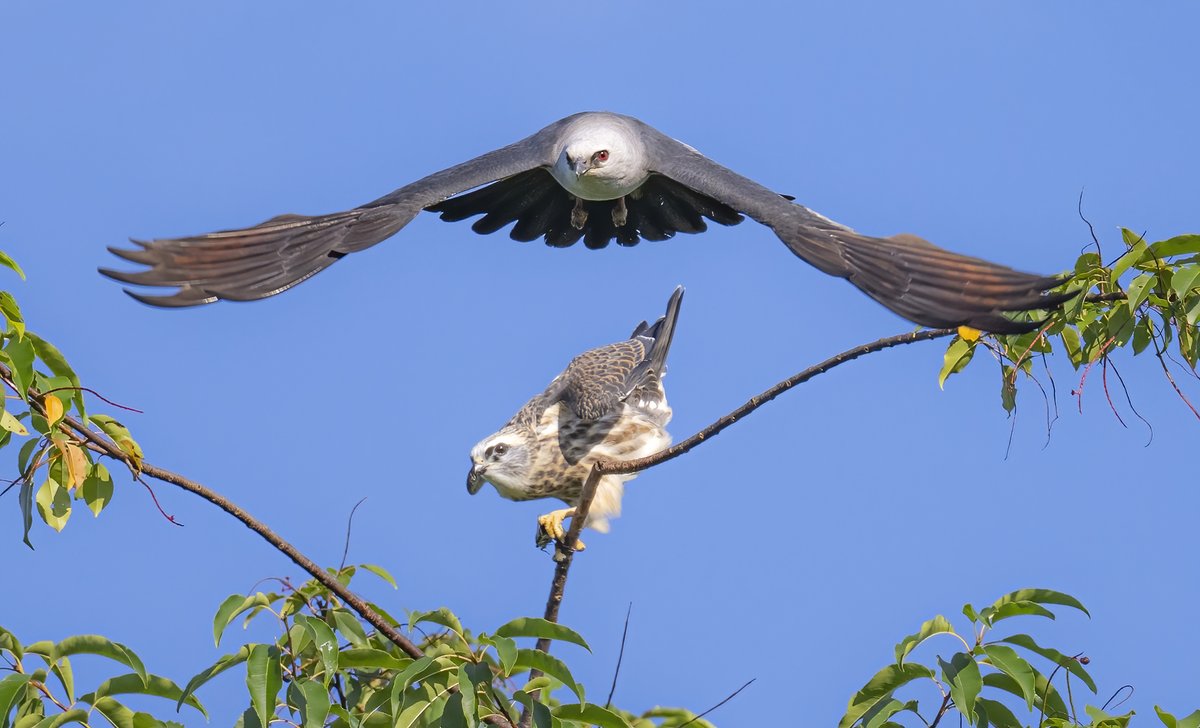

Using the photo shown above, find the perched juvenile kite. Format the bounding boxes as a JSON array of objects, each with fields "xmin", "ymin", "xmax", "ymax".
[
  {"xmin": 467, "ymin": 287, "xmax": 682, "ymax": 550},
  {"xmin": 103, "ymin": 112, "xmax": 1072, "ymax": 333}
]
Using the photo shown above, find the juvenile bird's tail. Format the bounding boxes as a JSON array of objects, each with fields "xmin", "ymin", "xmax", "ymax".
[{"xmin": 631, "ymin": 286, "xmax": 685, "ymax": 384}]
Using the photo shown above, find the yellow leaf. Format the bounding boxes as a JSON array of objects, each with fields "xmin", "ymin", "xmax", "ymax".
[
  {"xmin": 0, "ymin": 409, "xmax": 27, "ymax": 436},
  {"xmin": 44, "ymin": 395, "xmax": 64, "ymax": 425},
  {"xmin": 957, "ymin": 326, "xmax": 982, "ymax": 342},
  {"xmin": 56, "ymin": 441, "xmax": 88, "ymax": 489}
]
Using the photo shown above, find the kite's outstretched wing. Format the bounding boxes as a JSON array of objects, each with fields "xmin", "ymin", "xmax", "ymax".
[
  {"xmin": 100, "ymin": 121, "xmax": 567, "ymax": 306},
  {"xmin": 637, "ymin": 122, "xmax": 1075, "ymax": 333}
]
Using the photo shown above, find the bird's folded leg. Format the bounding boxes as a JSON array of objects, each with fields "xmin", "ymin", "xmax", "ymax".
[
  {"xmin": 536, "ymin": 507, "xmax": 586, "ymax": 553},
  {"xmin": 612, "ymin": 196, "xmax": 628, "ymax": 227},
  {"xmin": 570, "ymin": 197, "xmax": 588, "ymax": 230}
]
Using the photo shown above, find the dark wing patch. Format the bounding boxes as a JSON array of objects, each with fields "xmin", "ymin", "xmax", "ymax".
[{"xmin": 426, "ymin": 170, "xmax": 743, "ymax": 250}]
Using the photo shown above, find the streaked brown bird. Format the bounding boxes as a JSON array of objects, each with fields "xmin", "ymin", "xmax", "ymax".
[
  {"xmin": 102, "ymin": 112, "xmax": 1073, "ymax": 333},
  {"xmin": 467, "ymin": 287, "xmax": 682, "ymax": 550}
]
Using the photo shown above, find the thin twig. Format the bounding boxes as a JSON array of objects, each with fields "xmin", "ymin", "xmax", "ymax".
[
  {"xmin": 678, "ymin": 678, "xmax": 756, "ymax": 728},
  {"xmin": 339, "ymin": 497, "xmax": 368, "ymax": 571},
  {"xmin": 605, "ymin": 603, "xmax": 633, "ymax": 708},
  {"xmin": 597, "ymin": 328, "xmax": 956, "ymax": 477},
  {"xmin": 927, "ymin": 694, "xmax": 954, "ymax": 728}
]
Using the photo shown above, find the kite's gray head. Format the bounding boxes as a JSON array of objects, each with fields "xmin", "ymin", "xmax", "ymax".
[
  {"xmin": 554, "ymin": 117, "xmax": 647, "ymax": 197},
  {"xmin": 467, "ymin": 429, "xmax": 532, "ymax": 496}
]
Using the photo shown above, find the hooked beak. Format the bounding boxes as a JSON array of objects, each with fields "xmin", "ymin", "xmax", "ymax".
[
  {"xmin": 570, "ymin": 156, "xmax": 591, "ymax": 178},
  {"xmin": 466, "ymin": 464, "xmax": 486, "ymax": 494}
]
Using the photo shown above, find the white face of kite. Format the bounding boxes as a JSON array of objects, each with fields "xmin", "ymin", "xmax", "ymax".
[{"xmin": 551, "ymin": 123, "xmax": 648, "ymax": 200}]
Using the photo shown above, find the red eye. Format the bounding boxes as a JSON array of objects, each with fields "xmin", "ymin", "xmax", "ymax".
[{"xmin": 594, "ymin": 150, "xmax": 609, "ymax": 162}]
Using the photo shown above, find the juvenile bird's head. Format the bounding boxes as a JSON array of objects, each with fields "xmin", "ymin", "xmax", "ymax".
[{"xmin": 467, "ymin": 428, "xmax": 533, "ymax": 497}]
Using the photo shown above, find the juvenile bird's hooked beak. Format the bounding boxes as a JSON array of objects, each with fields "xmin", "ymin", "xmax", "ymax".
[{"xmin": 466, "ymin": 464, "xmax": 486, "ymax": 494}]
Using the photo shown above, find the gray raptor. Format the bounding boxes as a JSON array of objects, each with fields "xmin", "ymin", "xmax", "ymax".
[
  {"xmin": 467, "ymin": 286, "xmax": 683, "ymax": 549},
  {"xmin": 102, "ymin": 111, "xmax": 1074, "ymax": 333}
]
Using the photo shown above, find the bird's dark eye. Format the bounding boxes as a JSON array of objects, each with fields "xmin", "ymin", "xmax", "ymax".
[
  {"xmin": 493, "ymin": 443, "xmax": 509, "ymax": 457},
  {"xmin": 593, "ymin": 150, "xmax": 609, "ymax": 163}
]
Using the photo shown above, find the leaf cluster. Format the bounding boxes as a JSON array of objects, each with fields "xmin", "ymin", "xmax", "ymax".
[
  {"xmin": 841, "ymin": 588, "xmax": 1198, "ymax": 728},
  {"xmin": 939, "ymin": 231, "xmax": 1200, "ymax": 419}
]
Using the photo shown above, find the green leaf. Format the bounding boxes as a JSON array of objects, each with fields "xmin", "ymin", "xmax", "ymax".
[
  {"xmin": 212, "ymin": 594, "xmax": 273, "ymax": 646},
  {"xmin": 0, "ymin": 674, "xmax": 33, "ymax": 723},
  {"xmin": 246, "ymin": 644, "xmax": 283, "ymax": 728},
  {"xmin": 521, "ymin": 676, "xmax": 553, "ymax": 693},
  {"xmin": 0, "ymin": 408, "xmax": 28, "ymax": 435},
  {"xmin": 554, "ymin": 703, "xmax": 632, "ymax": 728},
  {"xmin": 80, "ymin": 463, "xmax": 115, "ymax": 517},
  {"xmin": 0, "ymin": 251, "xmax": 26, "ymax": 280},
  {"xmin": 981, "ymin": 644, "xmax": 1037, "ymax": 710},
  {"xmin": 78, "ymin": 672, "xmax": 207, "ymax": 718},
  {"xmin": 513, "ymin": 649, "xmax": 584, "ymax": 703},
  {"xmin": 409, "ymin": 608, "xmax": 465, "ymax": 638},
  {"xmin": 5, "ymin": 335, "xmax": 35, "ymax": 397},
  {"xmin": 991, "ymin": 588, "xmax": 1089, "ymax": 617},
  {"xmin": 985, "ymin": 600, "xmax": 1056, "ymax": 625},
  {"xmin": 1170, "ymin": 265, "xmax": 1200, "ymax": 297},
  {"xmin": 0, "ymin": 626, "xmax": 23, "ymax": 661},
  {"xmin": 455, "ymin": 666, "xmax": 477, "ymax": 726},
  {"xmin": 295, "ymin": 614, "xmax": 340, "ymax": 683},
  {"xmin": 999, "ymin": 634, "xmax": 1097, "ymax": 692},
  {"xmin": 26, "ymin": 333, "xmax": 85, "ymax": 422},
  {"xmin": 28, "ymin": 708, "xmax": 91, "ymax": 727},
  {"xmin": 1151, "ymin": 233, "xmax": 1200, "ymax": 258},
  {"xmin": 1113, "ymin": 229, "xmax": 1150, "ymax": 283},
  {"xmin": 839, "ymin": 662, "xmax": 934, "ymax": 728},
  {"xmin": 87, "ymin": 696, "xmax": 141, "ymax": 728},
  {"xmin": 938, "ymin": 336, "xmax": 976, "ymax": 389},
  {"xmin": 894, "ymin": 615, "xmax": 954, "ymax": 665},
  {"xmin": 975, "ymin": 698, "xmax": 1021, "ymax": 728},
  {"xmin": 18, "ymin": 476, "xmax": 35, "ymax": 548},
  {"xmin": 1085, "ymin": 705, "xmax": 1134, "ymax": 727},
  {"xmin": 513, "ymin": 691, "xmax": 554, "ymax": 728},
  {"xmin": 482, "ymin": 634, "xmax": 518, "ymax": 675},
  {"xmin": 859, "ymin": 698, "xmax": 918, "ymax": 728},
  {"xmin": 52, "ymin": 635, "xmax": 146, "ymax": 687},
  {"xmin": 1127, "ymin": 272, "xmax": 1155, "ymax": 313},
  {"xmin": 177, "ymin": 646, "xmax": 250, "ymax": 711},
  {"xmin": 0, "ymin": 292, "xmax": 25, "ymax": 339},
  {"xmin": 358, "ymin": 563, "xmax": 398, "ymax": 589},
  {"xmin": 439, "ymin": 692, "xmax": 467, "ymax": 728},
  {"xmin": 1156, "ymin": 706, "xmax": 1200, "ymax": 728},
  {"xmin": 1000, "ymin": 366, "xmax": 1017, "ymax": 413},
  {"xmin": 1059, "ymin": 326, "xmax": 1083, "ymax": 367},
  {"xmin": 36, "ymin": 477, "xmax": 71, "ymax": 531},
  {"xmin": 330, "ymin": 609, "xmax": 369, "ymax": 648},
  {"xmin": 88, "ymin": 415, "xmax": 143, "ymax": 472},
  {"xmin": 335, "ymin": 648, "xmax": 409, "ymax": 671},
  {"xmin": 293, "ymin": 680, "xmax": 331, "ymax": 728},
  {"xmin": 49, "ymin": 654, "xmax": 74, "ymax": 703},
  {"xmin": 939, "ymin": 653, "xmax": 980, "ymax": 724},
  {"xmin": 983, "ymin": 669, "xmax": 1067, "ymax": 718},
  {"xmin": 495, "ymin": 618, "xmax": 590, "ymax": 651}
]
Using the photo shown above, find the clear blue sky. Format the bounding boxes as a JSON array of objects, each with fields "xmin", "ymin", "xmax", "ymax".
[{"xmin": 2, "ymin": 2, "xmax": 1198, "ymax": 725}]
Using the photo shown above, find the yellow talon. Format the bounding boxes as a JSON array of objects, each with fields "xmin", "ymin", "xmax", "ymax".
[{"xmin": 536, "ymin": 508, "xmax": 586, "ymax": 552}]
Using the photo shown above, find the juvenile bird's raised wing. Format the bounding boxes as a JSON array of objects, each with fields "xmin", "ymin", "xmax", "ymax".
[
  {"xmin": 101, "ymin": 120, "xmax": 572, "ymax": 306},
  {"xmin": 636, "ymin": 122, "xmax": 1075, "ymax": 333},
  {"xmin": 559, "ymin": 287, "xmax": 684, "ymax": 421}
]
